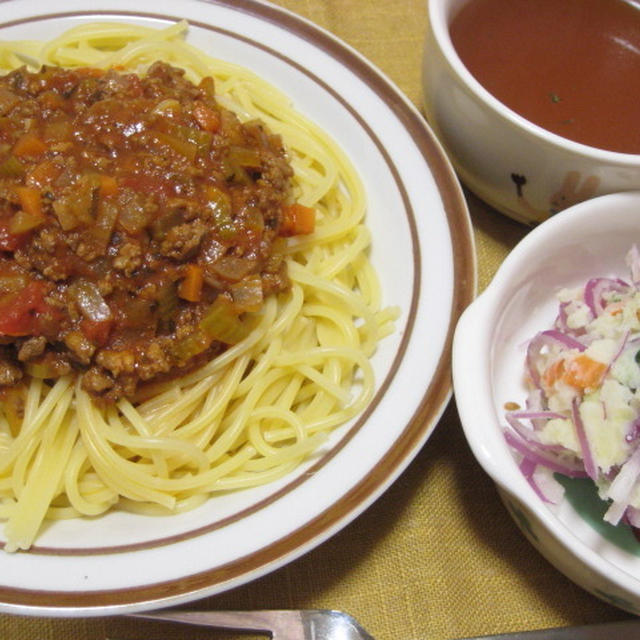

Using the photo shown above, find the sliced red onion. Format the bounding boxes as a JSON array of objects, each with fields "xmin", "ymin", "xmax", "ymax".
[
  {"xmin": 555, "ymin": 301, "xmax": 571, "ymax": 333},
  {"xmin": 508, "ymin": 410, "xmax": 566, "ymax": 421},
  {"xmin": 605, "ymin": 500, "xmax": 628, "ymax": 527},
  {"xmin": 504, "ymin": 429, "xmax": 587, "ymax": 478},
  {"xmin": 532, "ymin": 465, "xmax": 566, "ymax": 504},
  {"xmin": 519, "ymin": 458, "xmax": 548, "ymax": 503},
  {"xmin": 525, "ymin": 335, "xmax": 544, "ymax": 390},
  {"xmin": 604, "ymin": 445, "xmax": 640, "ymax": 526},
  {"xmin": 584, "ymin": 277, "xmax": 630, "ymax": 318},
  {"xmin": 571, "ymin": 397, "xmax": 598, "ymax": 482},
  {"xmin": 626, "ymin": 505, "xmax": 640, "ymax": 528},
  {"xmin": 626, "ymin": 244, "xmax": 640, "ymax": 287},
  {"xmin": 541, "ymin": 329, "xmax": 588, "ymax": 352},
  {"xmin": 526, "ymin": 388, "xmax": 544, "ymax": 411},
  {"xmin": 506, "ymin": 410, "xmax": 567, "ymax": 445},
  {"xmin": 519, "ymin": 456, "xmax": 536, "ymax": 479},
  {"xmin": 554, "ymin": 301, "xmax": 588, "ymax": 339},
  {"xmin": 626, "ymin": 416, "xmax": 640, "ymax": 444},
  {"xmin": 607, "ymin": 446, "xmax": 640, "ymax": 503},
  {"xmin": 519, "ymin": 459, "xmax": 564, "ymax": 504},
  {"xmin": 525, "ymin": 389, "xmax": 547, "ymax": 430},
  {"xmin": 525, "ymin": 330, "xmax": 586, "ymax": 392},
  {"xmin": 507, "ymin": 408, "xmax": 582, "ymax": 460}
]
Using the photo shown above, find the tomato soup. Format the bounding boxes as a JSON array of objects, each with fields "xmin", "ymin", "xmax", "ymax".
[{"xmin": 449, "ymin": 0, "xmax": 640, "ymax": 154}]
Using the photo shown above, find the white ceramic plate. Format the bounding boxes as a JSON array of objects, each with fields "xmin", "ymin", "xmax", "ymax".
[{"xmin": 0, "ymin": 0, "xmax": 475, "ymax": 615}]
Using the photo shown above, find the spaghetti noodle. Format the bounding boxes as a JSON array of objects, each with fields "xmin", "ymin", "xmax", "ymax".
[{"xmin": 0, "ymin": 21, "xmax": 397, "ymax": 551}]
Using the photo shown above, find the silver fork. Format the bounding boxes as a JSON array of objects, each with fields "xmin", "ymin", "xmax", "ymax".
[
  {"xmin": 130, "ymin": 609, "xmax": 374, "ymax": 639},
  {"xmin": 130, "ymin": 609, "xmax": 640, "ymax": 639}
]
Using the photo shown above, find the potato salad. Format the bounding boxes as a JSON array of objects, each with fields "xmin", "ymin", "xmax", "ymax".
[{"xmin": 505, "ymin": 246, "xmax": 640, "ymax": 527}]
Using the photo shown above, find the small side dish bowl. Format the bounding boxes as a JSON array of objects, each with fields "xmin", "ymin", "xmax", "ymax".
[
  {"xmin": 453, "ymin": 191, "xmax": 640, "ymax": 613},
  {"xmin": 422, "ymin": 0, "xmax": 640, "ymax": 225}
]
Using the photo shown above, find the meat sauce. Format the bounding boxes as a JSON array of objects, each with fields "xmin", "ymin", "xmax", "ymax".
[
  {"xmin": 0, "ymin": 62, "xmax": 314, "ymax": 401},
  {"xmin": 450, "ymin": 0, "xmax": 640, "ymax": 154}
]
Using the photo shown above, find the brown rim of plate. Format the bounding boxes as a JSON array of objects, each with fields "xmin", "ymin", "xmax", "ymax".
[{"xmin": 0, "ymin": 0, "xmax": 476, "ymax": 609}]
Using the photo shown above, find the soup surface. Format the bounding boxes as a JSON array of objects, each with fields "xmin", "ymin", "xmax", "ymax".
[{"xmin": 450, "ymin": 0, "xmax": 640, "ymax": 154}]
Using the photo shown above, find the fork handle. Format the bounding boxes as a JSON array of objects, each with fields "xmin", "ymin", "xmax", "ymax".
[
  {"xmin": 131, "ymin": 610, "xmax": 277, "ymax": 633},
  {"xmin": 131, "ymin": 609, "xmax": 312, "ymax": 639}
]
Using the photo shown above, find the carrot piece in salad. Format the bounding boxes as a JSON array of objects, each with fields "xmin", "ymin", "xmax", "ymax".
[
  {"xmin": 607, "ymin": 301, "xmax": 624, "ymax": 316},
  {"xmin": 562, "ymin": 354, "xmax": 607, "ymax": 391},
  {"xmin": 542, "ymin": 358, "xmax": 566, "ymax": 388}
]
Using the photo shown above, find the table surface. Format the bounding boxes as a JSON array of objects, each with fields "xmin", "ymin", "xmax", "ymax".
[{"xmin": 0, "ymin": 1, "xmax": 633, "ymax": 638}]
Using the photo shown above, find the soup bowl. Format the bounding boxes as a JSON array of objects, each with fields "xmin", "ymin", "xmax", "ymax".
[{"xmin": 422, "ymin": 0, "xmax": 640, "ymax": 225}]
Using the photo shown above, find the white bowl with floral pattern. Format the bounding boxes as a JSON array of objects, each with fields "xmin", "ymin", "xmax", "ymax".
[{"xmin": 453, "ymin": 192, "xmax": 640, "ymax": 613}]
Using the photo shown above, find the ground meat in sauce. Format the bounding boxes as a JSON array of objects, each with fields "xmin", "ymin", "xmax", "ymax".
[{"xmin": 0, "ymin": 61, "xmax": 312, "ymax": 402}]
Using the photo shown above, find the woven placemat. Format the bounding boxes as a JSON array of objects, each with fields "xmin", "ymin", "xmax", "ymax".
[{"xmin": 0, "ymin": 1, "xmax": 629, "ymax": 638}]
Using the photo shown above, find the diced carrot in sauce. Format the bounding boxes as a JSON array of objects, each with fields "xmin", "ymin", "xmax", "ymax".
[
  {"xmin": 562, "ymin": 354, "xmax": 607, "ymax": 390},
  {"xmin": 120, "ymin": 174, "xmax": 172, "ymax": 200},
  {"xmin": 38, "ymin": 91, "xmax": 65, "ymax": 111},
  {"xmin": 280, "ymin": 203, "xmax": 316, "ymax": 236},
  {"xmin": 178, "ymin": 264, "xmax": 204, "ymax": 302},
  {"xmin": 26, "ymin": 159, "xmax": 62, "ymax": 188},
  {"xmin": 192, "ymin": 102, "xmax": 221, "ymax": 132},
  {"xmin": 98, "ymin": 175, "xmax": 118, "ymax": 198},
  {"xmin": 11, "ymin": 187, "xmax": 45, "ymax": 234},
  {"xmin": 76, "ymin": 67, "xmax": 105, "ymax": 78},
  {"xmin": 14, "ymin": 186, "xmax": 42, "ymax": 217},
  {"xmin": 12, "ymin": 132, "xmax": 47, "ymax": 157}
]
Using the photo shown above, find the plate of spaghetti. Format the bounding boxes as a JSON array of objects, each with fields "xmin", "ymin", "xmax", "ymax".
[{"xmin": 0, "ymin": 0, "xmax": 475, "ymax": 615}]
